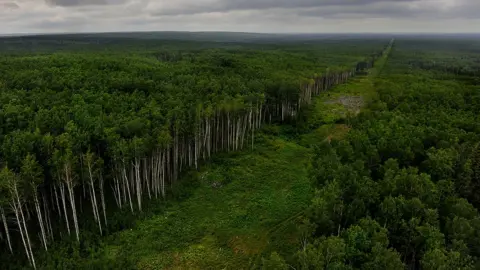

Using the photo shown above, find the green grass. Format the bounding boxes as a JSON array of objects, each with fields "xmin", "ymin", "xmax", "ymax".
[
  {"xmin": 99, "ymin": 134, "xmax": 314, "ymax": 269},
  {"xmin": 299, "ymin": 43, "xmax": 392, "ymax": 137}
]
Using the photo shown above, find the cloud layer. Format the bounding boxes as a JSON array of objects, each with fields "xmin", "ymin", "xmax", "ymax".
[{"xmin": 0, "ymin": 0, "xmax": 478, "ymax": 34}]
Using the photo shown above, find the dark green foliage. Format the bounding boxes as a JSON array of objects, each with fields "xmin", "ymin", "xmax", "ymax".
[
  {"xmin": 4, "ymin": 33, "xmax": 480, "ymax": 270},
  {"xmin": 275, "ymin": 37, "xmax": 480, "ymax": 270},
  {"xmin": 0, "ymin": 33, "xmax": 389, "ymax": 268}
]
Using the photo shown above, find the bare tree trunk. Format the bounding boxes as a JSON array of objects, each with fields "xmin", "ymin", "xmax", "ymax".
[
  {"xmin": 173, "ymin": 133, "xmax": 179, "ymax": 180},
  {"xmin": 65, "ymin": 166, "xmax": 79, "ymax": 242},
  {"xmin": 143, "ymin": 158, "xmax": 151, "ymax": 200},
  {"xmin": 188, "ymin": 141, "xmax": 192, "ymax": 167},
  {"xmin": 201, "ymin": 120, "xmax": 206, "ymax": 161},
  {"xmin": 134, "ymin": 159, "xmax": 142, "ymax": 212},
  {"xmin": 53, "ymin": 185, "xmax": 61, "ymax": 218},
  {"xmin": 0, "ymin": 207, "xmax": 12, "ymax": 253},
  {"xmin": 11, "ymin": 201, "xmax": 32, "ymax": 266},
  {"xmin": 251, "ymin": 108, "xmax": 255, "ymax": 150},
  {"xmin": 15, "ymin": 187, "xmax": 36, "ymax": 269},
  {"xmin": 203, "ymin": 118, "xmax": 210, "ymax": 158},
  {"xmin": 122, "ymin": 166, "xmax": 134, "ymax": 213},
  {"xmin": 161, "ymin": 151, "xmax": 166, "ymax": 198},
  {"xmin": 166, "ymin": 148, "xmax": 171, "ymax": 186},
  {"xmin": 240, "ymin": 114, "xmax": 247, "ymax": 149},
  {"xmin": 258, "ymin": 103, "xmax": 262, "ymax": 128},
  {"xmin": 88, "ymin": 185, "xmax": 102, "ymax": 234},
  {"xmin": 33, "ymin": 193, "xmax": 48, "ymax": 250},
  {"xmin": 59, "ymin": 183, "xmax": 71, "ymax": 235},
  {"xmin": 151, "ymin": 155, "xmax": 157, "ymax": 199},
  {"xmin": 179, "ymin": 139, "xmax": 184, "ymax": 173},
  {"xmin": 227, "ymin": 112, "xmax": 231, "ymax": 151},
  {"xmin": 112, "ymin": 176, "xmax": 121, "ymax": 208},
  {"xmin": 42, "ymin": 195, "xmax": 54, "ymax": 241},
  {"xmin": 221, "ymin": 114, "xmax": 224, "ymax": 151},
  {"xmin": 194, "ymin": 128, "xmax": 198, "ymax": 169},
  {"xmin": 99, "ymin": 174, "xmax": 108, "ymax": 228},
  {"xmin": 207, "ymin": 118, "xmax": 212, "ymax": 157}
]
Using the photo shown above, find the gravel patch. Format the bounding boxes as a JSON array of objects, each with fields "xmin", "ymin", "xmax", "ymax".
[{"xmin": 324, "ymin": 95, "xmax": 364, "ymax": 114}]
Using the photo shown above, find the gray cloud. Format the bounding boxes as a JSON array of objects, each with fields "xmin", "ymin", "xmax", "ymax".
[
  {"xmin": 444, "ymin": 1, "xmax": 480, "ymax": 19},
  {"xmin": 0, "ymin": 0, "xmax": 479, "ymax": 34},
  {"xmin": 151, "ymin": 0, "xmax": 420, "ymax": 16},
  {"xmin": 45, "ymin": 0, "xmax": 129, "ymax": 7},
  {"xmin": 1, "ymin": 2, "xmax": 19, "ymax": 9},
  {"xmin": 45, "ymin": 0, "xmax": 104, "ymax": 6},
  {"xmin": 297, "ymin": 2, "xmax": 421, "ymax": 19},
  {"xmin": 296, "ymin": 0, "xmax": 480, "ymax": 20}
]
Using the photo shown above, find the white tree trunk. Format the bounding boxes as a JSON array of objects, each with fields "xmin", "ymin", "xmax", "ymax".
[
  {"xmin": 59, "ymin": 183, "xmax": 70, "ymax": 235},
  {"xmin": 112, "ymin": 176, "xmax": 121, "ymax": 208},
  {"xmin": 0, "ymin": 207, "xmax": 12, "ymax": 253},
  {"xmin": 227, "ymin": 113, "xmax": 231, "ymax": 151},
  {"xmin": 251, "ymin": 108, "xmax": 255, "ymax": 150},
  {"xmin": 11, "ymin": 201, "xmax": 32, "ymax": 266},
  {"xmin": 66, "ymin": 178, "xmax": 79, "ymax": 242},
  {"xmin": 134, "ymin": 159, "xmax": 142, "ymax": 212},
  {"xmin": 34, "ymin": 193, "xmax": 48, "ymax": 250},
  {"xmin": 194, "ymin": 130, "xmax": 198, "ymax": 169},
  {"xmin": 15, "ymin": 187, "xmax": 36, "ymax": 269},
  {"xmin": 88, "ymin": 185, "xmax": 102, "ymax": 234},
  {"xmin": 161, "ymin": 151, "xmax": 166, "ymax": 198},
  {"xmin": 53, "ymin": 185, "xmax": 62, "ymax": 218},
  {"xmin": 42, "ymin": 195, "xmax": 54, "ymax": 241},
  {"xmin": 143, "ymin": 158, "xmax": 151, "ymax": 199},
  {"xmin": 122, "ymin": 166, "xmax": 134, "ymax": 213},
  {"xmin": 99, "ymin": 174, "xmax": 108, "ymax": 228}
]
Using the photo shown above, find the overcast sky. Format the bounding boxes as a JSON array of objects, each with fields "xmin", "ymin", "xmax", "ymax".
[{"xmin": 0, "ymin": 0, "xmax": 478, "ymax": 34}]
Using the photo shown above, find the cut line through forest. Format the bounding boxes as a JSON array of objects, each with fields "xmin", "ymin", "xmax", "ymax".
[{"xmin": 65, "ymin": 39, "xmax": 394, "ymax": 269}]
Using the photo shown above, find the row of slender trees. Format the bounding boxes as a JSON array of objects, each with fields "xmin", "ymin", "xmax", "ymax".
[{"xmin": 0, "ymin": 38, "xmax": 393, "ymax": 268}]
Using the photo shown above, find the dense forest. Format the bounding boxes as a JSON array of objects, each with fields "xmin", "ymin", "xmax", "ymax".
[
  {"xmin": 0, "ymin": 33, "xmax": 391, "ymax": 269},
  {"xmin": 2, "ymin": 33, "xmax": 479, "ymax": 269},
  {"xmin": 262, "ymin": 38, "xmax": 480, "ymax": 269}
]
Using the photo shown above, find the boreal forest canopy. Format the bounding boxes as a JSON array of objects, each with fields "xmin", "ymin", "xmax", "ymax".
[{"xmin": 0, "ymin": 32, "xmax": 480, "ymax": 269}]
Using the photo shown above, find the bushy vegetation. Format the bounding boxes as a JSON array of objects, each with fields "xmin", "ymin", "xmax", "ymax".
[
  {"xmin": 0, "ymin": 33, "xmax": 390, "ymax": 269},
  {"xmin": 263, "ymin": 38, "xmax": 480, "ymax": 269}
]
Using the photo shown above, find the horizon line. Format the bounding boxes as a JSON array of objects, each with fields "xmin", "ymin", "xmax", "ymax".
[{"xmin": 1, "ymin": 30, "xmax": 479, "ymax": 37}]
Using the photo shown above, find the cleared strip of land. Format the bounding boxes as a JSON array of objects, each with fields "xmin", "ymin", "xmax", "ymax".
[{"xmin": 93, "ymin": 41, "xmax": 394, "ymax": 270}]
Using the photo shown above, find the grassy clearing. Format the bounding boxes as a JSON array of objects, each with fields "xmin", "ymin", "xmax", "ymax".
[
  {"xmin": 299, "ymin": 45, "xmax": 392, "ymax": 146},
  {"xmin": 100, "ymin": 133, "xmax": 314, "ymax": 269}
]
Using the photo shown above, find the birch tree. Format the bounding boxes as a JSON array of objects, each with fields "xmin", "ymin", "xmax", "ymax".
[
  {"xmin": 0, "ymin": 175, "xmax": 13, "ymax": 254},
  {"xmin": 21, "ymin": 154, "xmax": 48, "ymax": 250},
  {"xmin": 1, "ymin": 167, "xmax": 36, "ymax": 268},
  {"xmin": 83, "ymin": 150, "xmax": 103, "ymax": 234}
]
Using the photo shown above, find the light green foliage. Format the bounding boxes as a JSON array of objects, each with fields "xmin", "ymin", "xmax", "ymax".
[
  {"xmin": 296, "ymin": 236, "xmax": 348, "ymax": 270},
  {"xmin": 262, "ymin": 252, "xmax": 288, "ymax": 270},
  {"xmin": 361, "ymin": 244, "xmax": 404, "ymax": 270},
  {"xmin": 424, "ymin": 147, "xmax": 458, "ymax": 180},
  {"xmin": 21, "ymin": 154, "xmax": 44, "ymax": 192},
  {"xmin": 422, "ymin": 248, "xmax": 474, "ymax": 270}
]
